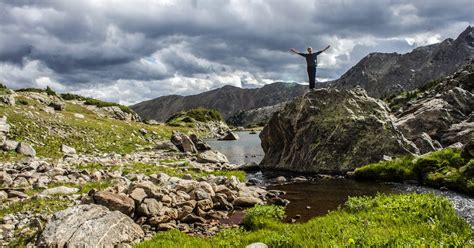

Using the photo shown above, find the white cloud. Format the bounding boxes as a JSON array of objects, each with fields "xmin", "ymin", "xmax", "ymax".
[
  {"xmin": 0, "ymin": 0, "xmax": 471, "ymax": 104},
  {"xmin": 405, "ymin": 33, "xmax": 442, "ymax": 46}
]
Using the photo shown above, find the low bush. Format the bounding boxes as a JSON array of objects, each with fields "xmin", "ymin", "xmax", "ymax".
[
  {"xmin": 166, "ymin": 108, "xmax": 223, "ymax": 125},
  {"xmin": 83, "ymin": 98, "xmax": 133, "ymax": 114},
  {"xmin": 60, "ymin": 93, "xmax": 86, "ymax": 101},
  {"xmin": 355, "ymin": 148, "xmax": 473, "ymax": 195},
  {"xmin": 242, "ymin": 205, "xmax": 285, "ymax": 231}
]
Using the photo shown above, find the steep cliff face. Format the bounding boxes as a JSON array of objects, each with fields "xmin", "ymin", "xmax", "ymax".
[
  {"xmin": 131, "ymin": 82, "xmax": 307, "ymax": 122},
  {"xmin": 331, "ymin": 26, "xmax": 474, "ymax": 97},
  {"xmin": 259, "ymin": 88, "xmax": 418, "ymax": 173}
]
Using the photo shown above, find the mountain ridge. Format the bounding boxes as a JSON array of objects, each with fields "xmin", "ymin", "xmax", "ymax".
[{"xmin": 132, "ymin": 26, "xmax": 473, "ymax": 123}]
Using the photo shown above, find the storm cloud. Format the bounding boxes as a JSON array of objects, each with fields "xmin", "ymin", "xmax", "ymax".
[{"xmin": 0, "ymin": 0, "xmax": 472, "ymax": 104}]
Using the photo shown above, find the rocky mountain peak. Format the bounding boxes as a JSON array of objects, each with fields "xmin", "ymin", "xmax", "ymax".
[{"xmin": 456, "ymin": 25, "xmax": 474, "ymax": 47}]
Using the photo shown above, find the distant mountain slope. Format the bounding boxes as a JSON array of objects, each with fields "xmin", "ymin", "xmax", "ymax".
[
  {"xmin": 131, "ymin": 82, "xmax": 307, "ymax": 122},
  {"xmin": 132, "ymin": 26, "xmax": 473, "ymax": 122},
  {"xmin": 330, "ymin": 26, "xmax": 474, "ymax": 97}
]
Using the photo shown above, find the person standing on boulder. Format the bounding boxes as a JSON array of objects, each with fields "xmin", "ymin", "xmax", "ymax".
[{"xmin": 290, "ymin": 45, "xmax": 330, "ymax": 90}]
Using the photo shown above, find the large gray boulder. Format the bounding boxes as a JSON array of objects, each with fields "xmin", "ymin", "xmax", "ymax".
[
  {"xmin": 37, "ymin": 204, "xmax": 144, "ymax": 247},
  {"xmin": 260, "ymin": 88, "xmax": 418, "ymax": 173}
]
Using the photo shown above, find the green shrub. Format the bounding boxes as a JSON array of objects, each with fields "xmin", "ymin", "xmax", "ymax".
[
  {"xmin": 45, "ymin": 86, "xmax": 58, "ymax": 96},
  {"xmin": 16, "ymin": 88, "xmax": 46, "ymax": 93},
  {"xmin": 83, "ymin": 98, "xmax": 133, "ymax": 114},
  {"xmin": 354, "ymin": 155, "xmax": 416, "ymax": 181},
  {"xmin": 17, "ymin": 99, "xmax": 29, "ymax": 105},
  {"xmin": 166, "ymin": 108, "xmax": 223, "ymax": 124},
  {"xmin": 242, "ymin": 205, "xmax": 285, "ymax": 231},
  {"xmin": 60, "ymin": 93, "xmax": 86, "ymax": 101},
  {"xmin": 355, "ymin": 148, "xmax": 473, "ymax": 195}
]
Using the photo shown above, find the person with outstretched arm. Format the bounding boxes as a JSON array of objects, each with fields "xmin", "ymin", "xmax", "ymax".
[{"xmin": 290, "ymin": 45, "xmax": 330, "ymax": 90}]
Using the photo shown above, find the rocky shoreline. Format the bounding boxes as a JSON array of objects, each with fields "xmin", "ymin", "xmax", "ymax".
[{"xmin": 0, "ymin": 130, "xmax": 287, "ymax": 247}]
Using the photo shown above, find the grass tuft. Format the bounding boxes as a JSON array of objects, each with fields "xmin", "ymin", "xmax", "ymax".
[
  {"xmin": 135, "ymin": 193, "xmax": 473, "ymax": 247},
  {"xmin": 355, "ymin": 148, "xmax": 473, "ymax": 195}
]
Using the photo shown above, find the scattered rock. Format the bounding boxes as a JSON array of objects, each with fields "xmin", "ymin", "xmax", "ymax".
[
  {"xmin": 190, "ymin": 134, "xmax": 212, "ymax": 151},
  {"xmin": 180, "ymin": 214, "xmax": 206, "ymax": 223},
  {"xmin": 7, "ymin": 190, "xmax": 28, "ymax": 199},
  {"xmin": 197, "ymin": 150, "xmax": 229, "ymax": 164},
  {"xmin": 49, "ymin": 101, "xmax": 65, "ymax": 111},
  {"xmin": 155, "ymin": 141, "xmax": 179, "ymax": 151},
  {"xmin": 40, "ymin": 186, "xmax": 79, "ymax": 196},
  {"xmin": 2, "ymin": 140, "xmax": 18, "ymax": 151},
  {"xmin": 275, "ymin": 176, "xmax": 287, "ymax": 184},
  {"xmin": 0, "ymin": 190, "xmax": 8, "ymax": 200},
  {"xmin": 232, "ymin": 196, "xmax": 262, "ymax": 207},
  {"xmin": 37, "ymin": 204, "xmax": 144, "ymax": 247},
  {"xmin": 171, "ymin": 132, "xmax": 197, "ymax": 153},
  {"xmin": 93, "ymin": 191, "xmax": 135, "ymax": 216},
  {"xmin": 0, "ymin": 116, "xmax": 10, "ymax": 133},
  {"xmin": 73, "ymin": 113, "xmax": 85, "ymax": 119},
  {"xmin": 61, "ymin": 144, "xmax": 77, "ymax": 155},
  {"xmin": 16, "ymin": 142, "xmax": 36, "ymax": 157},
  {"xmin": 219, "ymin": 131, "xmax": 239, "ymax": 141},
  {"xmin": 246, "ymin": 242, "xmax": 268, "ymax": 248},
  {"xmin": 0, "ymin": 94, "xmax": 15, "ymax": 106}
]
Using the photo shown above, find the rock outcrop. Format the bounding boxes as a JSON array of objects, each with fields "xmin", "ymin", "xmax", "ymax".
[
  {"xmin": 331, "ymin": 26, "xmax": 474, "ymax": 97},
  {"xmin": 37, "ymin": 204, "xmax": 144, "ymax": 247},
  {"xmin": 393, "ymin": 61, "xmax": 474, "ymax": 153},
  {"xmin": 259, "ymin": 88, "xmax": 417, "ymax": 173},
  {"xmin": 131, "ymin": 82, "xmax": 307, "ymax": 122}
]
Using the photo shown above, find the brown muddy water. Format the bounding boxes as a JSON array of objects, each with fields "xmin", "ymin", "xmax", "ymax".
[{"xmin": 267, "ymin": 179, "xmax": 395, "ymax": 222}]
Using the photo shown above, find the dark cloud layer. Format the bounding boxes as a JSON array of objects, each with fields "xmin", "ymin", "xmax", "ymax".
[{"xmin": 0, "ymin": 0, "xmax": 472, "ymax": 104}]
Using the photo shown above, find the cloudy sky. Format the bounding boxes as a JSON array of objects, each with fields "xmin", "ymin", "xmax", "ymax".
[{"xmin": 0, "ymin": 0, "xmax": 472, "ymax": 105}]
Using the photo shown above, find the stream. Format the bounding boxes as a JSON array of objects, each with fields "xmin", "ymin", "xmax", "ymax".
[{"xmin": 206, "ymin": 131, "xmax": 473, "ymax": 225}]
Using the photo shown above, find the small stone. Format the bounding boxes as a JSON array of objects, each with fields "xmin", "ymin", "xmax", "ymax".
[
  {"xmin": 61, "ymin": 144, "xmax": 77, "ymax": 155},
  {"xmin": 246, "ymin": 242, "xmax": 268, "ymax": 248},
  {"xmin": 93, "ymin": 191, "xmax": 135, "ymax": 216},
  {"xmin": 139, "ymin": 128, "xmax": 148, "ymax": 135},
  {"xmin": 181, "ymin": 174, "xmax": 193, "ymax": 180},
  {"xmin": 2, "ymin": 140, "xmax": 18, "ymax": 151},
  {"xmin": 7, "ymin": 190, "xmax": 28, "ymax": 199},
  {"xmin": 40, "ymin": 186, "xmax": 79, "ymax": 196},
  {"xmin": 73, "ymin": 113, "xmax": 85, "ymax": 119},
  {"xmin": 180, "ymin": 214, "xmax": 206, "ymax": 223},
  {"xmin": 218, "ymin": 131, "xmax": 239, "ymax": 141},
  {"xmin": 292, "ymin": 176, "xmax": 307, "ymax": 182},
  {"xmin": 129, "ymin": 187, "xmax": 147, "ymax": 204},
  {"xmin": 232, "ymin": 196, "xmax": 262, "ymax": 207},
  {"xmin": 49, "ymin": 101, "xmax": 65, "ymax": 111},
  {"xmin": 306, "ymin": 206, "xmax": 311, "ymax": 210},
  {"xmin": 16, "ymin": 142, "xmax": 36, "ymax": 157},
  {"xmin": 275, "ymin": 176, "xmax": 287, "ymax": 184},
  {"xmin": 0, "ymin": 190, "xmax": 8, "ymax": 200},
  {"xmin": 196, "ymin": 150, "xmax": 229, "ymax": 164}
]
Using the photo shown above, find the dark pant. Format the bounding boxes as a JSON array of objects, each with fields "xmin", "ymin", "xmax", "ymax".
[{"xmin": 307, "ymin": 66, "xmax": 316, "ymax": 89}]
